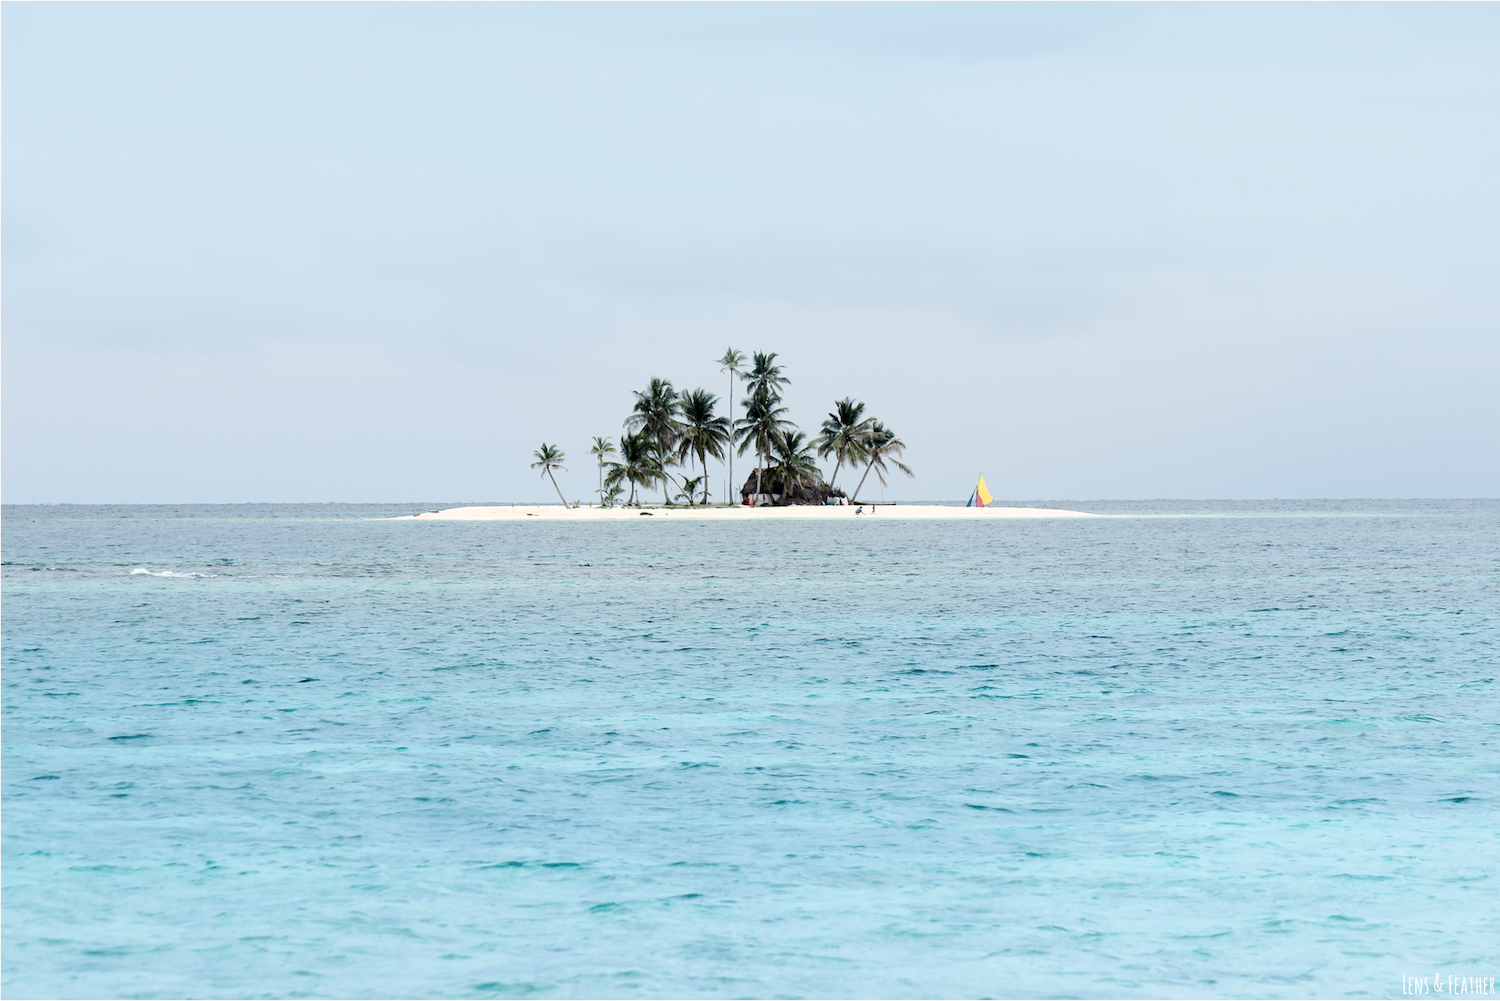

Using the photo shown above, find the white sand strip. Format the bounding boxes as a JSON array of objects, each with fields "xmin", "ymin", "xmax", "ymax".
[{"xmin": 393, "ymin": 504, "xmax": 1100, "ymax": 521}]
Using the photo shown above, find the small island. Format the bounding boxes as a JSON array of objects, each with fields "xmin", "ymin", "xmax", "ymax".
[
  {"xmin": 532, "ymin": 348, "xmax": 910, "ymax": 509},
  {"xmin": 400, "ymin": 347, "xmax": 1098, "ymax": 521},
  {"xmin": 403, "ymin": 504, "xmax": 1099, "ymax": 521}
]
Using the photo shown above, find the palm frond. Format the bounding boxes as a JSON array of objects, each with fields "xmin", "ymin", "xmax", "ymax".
[
  {"xmin": 849, "ymin": 420, "xmax": 914, "ymax": 501},
  {"xmin": 813, "ymin": 397, "xmax": 872, "ymax": 488},
  {"xmin": 530, "ymin": 443, "xmax": 566, "ymax": 472}
]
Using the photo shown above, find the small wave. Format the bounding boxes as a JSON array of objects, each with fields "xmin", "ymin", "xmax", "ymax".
[{"xmin": 130, "ymin": 568, "xmax": 216, "ymax": 578}]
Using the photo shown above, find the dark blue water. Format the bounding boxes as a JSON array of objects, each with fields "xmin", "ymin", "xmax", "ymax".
[{"xmin": 4, "ymin": 501, "xmax": 1497, "ymax": 999}]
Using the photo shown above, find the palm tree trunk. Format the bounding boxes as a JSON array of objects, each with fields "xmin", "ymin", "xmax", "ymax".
[
  {"xmin": 851, "ymin": 460, "xmax": 876, "ymax": 502},
  {"xmin": 547, "ymin": 469, "xmax": 570, "ymax": 508},
  {"xmin": 658, "ymin": 433, "xmax": 675, "ymax": 504},
  {"xmin": 660, "ymin": 468, "xmax": 682, "ymax": 504},
  {"xmin": 696, "ymin": 444, "xmax": 705, "ymax": 505},
  {"xmin": 727, "ymin": 375, "xmax": 734, "ymax": 505}
]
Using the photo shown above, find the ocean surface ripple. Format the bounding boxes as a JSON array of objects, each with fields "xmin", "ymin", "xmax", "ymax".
[{"xmin": 3, "ymin": 500, "xmax": 1497, "ymax": 999}]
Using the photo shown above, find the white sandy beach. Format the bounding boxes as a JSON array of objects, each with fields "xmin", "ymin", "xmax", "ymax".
[{"xmin": 397, "ymin": 504, "xmax": 1100, "ymax": 521}]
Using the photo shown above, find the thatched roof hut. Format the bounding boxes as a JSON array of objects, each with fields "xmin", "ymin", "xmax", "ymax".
[{"xmin": 739, "ymin": 471, "xmax": 848, "ymax": 506}]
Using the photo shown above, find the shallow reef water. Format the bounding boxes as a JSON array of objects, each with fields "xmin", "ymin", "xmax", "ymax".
[{"xmin": 3, "ymin": 500, "xmax": 1497, "ymax": 999}]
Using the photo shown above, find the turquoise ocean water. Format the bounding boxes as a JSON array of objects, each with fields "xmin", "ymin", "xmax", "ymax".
[{"xmin": 3, "ymin": 500, "xmax": 1496, "ymax": 999}]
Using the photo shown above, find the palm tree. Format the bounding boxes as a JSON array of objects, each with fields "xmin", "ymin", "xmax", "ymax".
[
  {"xmin": 604, "ymin": 432, "xmax": 661, "ymax": 507},
  {"xmin": 676, "ymin": 389, "xmax": 731, "ymax": 505},
  {"xmin": 624, "ymin": 378, "xmax": 682, "ymax": 503},
  {"xmin": 850, "ymin": 421, "xmax": 914, "ymax": 502},
  {"xmin": 735, "ymin": 388, "xmax": 791, "ymax": 503},
  {"xmin": 588, "ymin": 436, "xmax": 616, "ymax": 506},
  {"xmin": 676, "ymin": 475, "xmax": 706, "ymax": 506},
  {"xmin": 744, "ymin": 351, "xmax": 790, "ymax": 404},
  {"xmin": 815, "ymin": 397, "xmax": 872, "ymax": 490},
  {"xmin": 717, "ymin": 348, "xmax": 746, "ymax": 503},
  {"xmin": 530, "ymin": 443, "xmax": 571, "ymax": 507},
  {"xmin": 768, "ymin": 428, "xmax": 822, "ymax": 505}
]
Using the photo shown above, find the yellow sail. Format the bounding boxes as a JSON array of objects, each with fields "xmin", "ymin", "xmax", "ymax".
[{"xmin": 968, "ymin": 475, "xmax": 995, "ymax": 507}]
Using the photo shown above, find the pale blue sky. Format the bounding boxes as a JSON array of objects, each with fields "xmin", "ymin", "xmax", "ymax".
[{"xmin": 4, "ymin": 2, "xmax": 1497, "ymax": 503}]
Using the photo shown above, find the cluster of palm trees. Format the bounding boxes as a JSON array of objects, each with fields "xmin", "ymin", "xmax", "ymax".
[{"xmin": 531, "ymin": 348, "xmax": 911, "ymax": 507}]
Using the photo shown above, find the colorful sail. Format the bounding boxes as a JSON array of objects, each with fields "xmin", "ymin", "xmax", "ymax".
[{"xmin": 967, "ymin": 475, "xmax": 995, "ymax": 508}]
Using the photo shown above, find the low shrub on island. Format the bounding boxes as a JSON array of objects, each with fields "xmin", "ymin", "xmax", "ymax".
[{"xmin": 534, "ymin": 349, "xmax": 912, "ymax": 507}]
